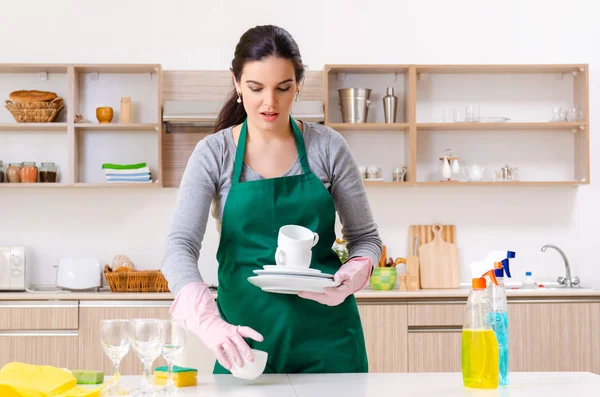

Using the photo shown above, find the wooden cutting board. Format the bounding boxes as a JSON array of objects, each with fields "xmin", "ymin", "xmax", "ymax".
[
  {"xmin": 409, "ymin": 224, "xmax": 456, "ymax": 250},
  {"xmin": 411, "ymin": 224, "xmax": 459, "ymax": 289}
]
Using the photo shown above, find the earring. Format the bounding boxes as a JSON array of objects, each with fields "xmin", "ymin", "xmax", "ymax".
[
  {"xmin": 236, "ymin": 93, "xmax": 242, "ymax": 104},
  {"xmin": 295, "ymin": 91, "xmax": 300, "ymax": 101}
]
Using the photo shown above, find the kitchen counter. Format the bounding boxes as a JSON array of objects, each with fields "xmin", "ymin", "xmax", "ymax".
[
  {"xmin": 115, "ymin": 372, "xmax": 600, "ymax": 396},
  {"xmin": 1, "ymin": 286, "xmax": 600, "ymax": 301}
]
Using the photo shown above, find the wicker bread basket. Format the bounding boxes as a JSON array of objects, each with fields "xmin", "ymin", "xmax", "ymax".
[
  {"xmin": 104, "ymin": 264, "xmax": 169, "ymax": 293},
  {"xmin": 5, "ymin": 97, "xmax": 65, "ymax": 122}
]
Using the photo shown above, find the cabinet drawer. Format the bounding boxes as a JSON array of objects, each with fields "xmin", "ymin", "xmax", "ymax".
[
  {"xmin": 407, "ymin": 331, "xmax": 462, "ymax": 372},
  {"xmin": 408, "ymin": 303, "xmax": 464, "ymax": 327},
  {"xmin": 0, "ymin": 331, "xmax": 79, "ymax": 368},
  {"xmin": 0, "ymin": 301, "xmax": 78, "ymax": 330}
]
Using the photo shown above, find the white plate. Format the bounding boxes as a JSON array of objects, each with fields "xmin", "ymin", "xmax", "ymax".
[
  {"xmin": 248, "ymin": 275, "xmax": 340, "ymax": 294},
  {"xmin": 256, "ymin": 266, "xmax": 333, "ymax": 279},
  {"xmin": 262, "ymin": 265, "xmax": 322, "ymax": 274}
]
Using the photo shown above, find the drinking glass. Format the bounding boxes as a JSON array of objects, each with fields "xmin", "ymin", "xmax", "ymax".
[
  {"xmin": 129, "ymin": 318, "xmax": 165, "ymax": 396},
  {"xmin": 100, "ymin": 319, "xmax": 130, "ymax": 396},
  {"xmin": 159, "ymin": 319, "xmax": 187, "ymax": 396}
]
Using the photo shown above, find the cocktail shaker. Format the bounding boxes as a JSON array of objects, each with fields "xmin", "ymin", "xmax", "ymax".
[{"xmin": 383, "ymin": 87, "xmax": 398, "ymax": 123}]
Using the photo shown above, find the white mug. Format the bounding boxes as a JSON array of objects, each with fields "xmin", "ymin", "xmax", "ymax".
[
  {"xmin": 277, "ymin": 225, "xmax": 319, "ymax": 251},
  {"xmin": 275, "ymin": 247, "xmax": 312, "ymax": 269}
]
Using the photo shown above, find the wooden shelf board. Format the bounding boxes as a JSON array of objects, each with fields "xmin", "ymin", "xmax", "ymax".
[
  {"xmin": 74, "ymin": 64, "xmax": 160, "ymax": 74},
  {"xmin": 72, "ymin": 183, "xmax": 162, "ymax": 188},
  {"xmin": 74, "ymin": 123, "xmax": 160, "ymax": 131},
  {"xmin": 0, "ymin": 64, "xmax": 68, "ymax": 73},
  {"xmin": 326, "ymin": 64, "xmax": 410, "ymax": 74},
  {"xmin": 415, "ymin": 181, "xmax": 586, "ymax": 186},
  {"xmin": 363, "ymin": 181, "xmax": 411, "ymax": 186},
  {"xmin": 417, "ymin": 122, "xmax": 586, "ymax": 131},
  {"xmin": 416, "ymin": 64, "xmax": 587, "ymax": 74},
  {"xmin": 0, "ymin": 123, "xmax": 68, "ymax": 130},
  {"xmin": 328, "ymin": 123, "xmax": 410, "ymax": 131},
  {"xmin": 0, "ymin": 183, "xmax": 69, "ymax": 188}
]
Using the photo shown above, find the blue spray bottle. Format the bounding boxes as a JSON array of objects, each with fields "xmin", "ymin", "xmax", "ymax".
[{"xmin": 487, "ymin": 257, "xmax": 512, "ymax": 386}]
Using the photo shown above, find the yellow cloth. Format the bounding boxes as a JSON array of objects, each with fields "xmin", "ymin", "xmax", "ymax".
[{"xmin": 0, "ymin": 363, "xmax": 104, "ymax": 397}]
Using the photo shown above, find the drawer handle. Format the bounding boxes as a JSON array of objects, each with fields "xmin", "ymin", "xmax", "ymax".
[
  {"xmin": 408, "ymin": 326, "xmax": 462, "ymax": 333},
  {"xmin": 0, "ymin": 330, "xmax": 79, "ymax": 337}
]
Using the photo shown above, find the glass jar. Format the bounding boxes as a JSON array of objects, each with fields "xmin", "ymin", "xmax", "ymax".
[
  {"xmin": 7, "ymin": 163, "xmax": 22, "ymax": 183},
  {"xmin": 39, "ymin": 162, "xmax": 58, "ymax": 183},
  {"xmin": 0, "ymin": 161, "xmax": 4, "ymax": 183},
  {"xmin": 20, "ymin": 162, "xmax": 38, "ymax": 183}
]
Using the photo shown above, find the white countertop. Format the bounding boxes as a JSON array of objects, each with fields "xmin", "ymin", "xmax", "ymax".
[
  {"xmin": 115, "ymin": 372, "xmax": 600, "ymax": 396},
  {"xmin": 1, "ymin": 286, "xmax": 599, "ymax": 301}
]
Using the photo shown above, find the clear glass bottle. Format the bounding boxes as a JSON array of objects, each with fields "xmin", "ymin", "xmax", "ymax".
[
  {"xmin": 7, "ymin": 162, "xmax": 22, "ymax": 183},
  {"xmin": 39, "ymin": 162, "xmax": 58, "ymax": 183},
  {"xmin": 20, "ymin": 162, "xmax": 38, "ymax": 183}
]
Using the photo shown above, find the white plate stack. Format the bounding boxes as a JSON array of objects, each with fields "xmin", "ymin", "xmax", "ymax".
[{"xmin": 248, "ymin": 265, "xmax": 339, "ymax": 295}]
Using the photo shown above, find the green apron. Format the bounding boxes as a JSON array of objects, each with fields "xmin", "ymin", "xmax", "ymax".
[{"xmin": 213, "ymin": 116, "xmax": 368, "ymax": 374}]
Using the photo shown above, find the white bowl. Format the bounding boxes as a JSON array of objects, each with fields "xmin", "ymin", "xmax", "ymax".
[{"xmin": 230, "ymin": 349, "xmax": 268, "ymax": 380}]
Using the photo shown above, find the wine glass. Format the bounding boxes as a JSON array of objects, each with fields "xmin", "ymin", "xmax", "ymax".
[
  {"xmin": 159, "ymin": 319, "xmax": 187, "ymax": 396},
  {"xmin": 100, "ymin": 319, "xmax": 130, "ymax": 396},
  {"xmin": 129, "ymin": 318, "xmax": 165, "ymax": 396}
]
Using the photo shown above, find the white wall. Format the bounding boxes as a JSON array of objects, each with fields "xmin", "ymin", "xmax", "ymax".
[{"xmin": 1, "ymin": 0, "xmax": 598, "ymax": 288}]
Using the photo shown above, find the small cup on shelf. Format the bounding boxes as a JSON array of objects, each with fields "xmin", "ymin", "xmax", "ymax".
[{"xmin": 96, "ymin": 107, "xmax": 113, "ymax": 124}]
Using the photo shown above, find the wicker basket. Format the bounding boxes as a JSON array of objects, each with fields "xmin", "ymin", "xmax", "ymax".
[
  {"xmin": 5, "ymin": 97, "xmax": 65, "ymax": 123},
  {"xmin": 104, "ymin": 266, "xmax": 170, "ymax": 293}
]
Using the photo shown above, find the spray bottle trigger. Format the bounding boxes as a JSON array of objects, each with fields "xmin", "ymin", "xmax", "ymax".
[
  {"xmin": 502, "ymin": 258, "xmax": 511, "ymax": 278},
  {"xmin": 481, "ymin": 269, "xmax": 499, "ymax": 286}
]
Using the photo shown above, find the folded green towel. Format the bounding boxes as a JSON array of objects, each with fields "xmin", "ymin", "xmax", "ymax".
[
  {"xmin": 154, "ymin": 365, "xmax": 197, "ymax": 373},
  {"xmin": 101, "ymin": 162, "xmax": 147, "ymax": 170}
]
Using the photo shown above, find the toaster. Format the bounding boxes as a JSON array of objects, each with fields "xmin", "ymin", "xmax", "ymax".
[
  {"xmin": 0, "ymin": 246, "xmax": 26, "ymax": 291},
  {"xmin": 55, "ymin": 256, "xmax": 101, "ymax": 291}
]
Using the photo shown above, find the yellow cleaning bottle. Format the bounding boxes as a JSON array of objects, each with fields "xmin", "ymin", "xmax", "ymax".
[{"xmin": 462, "ymin": 271, "xmax": 499, "ymax": 389}]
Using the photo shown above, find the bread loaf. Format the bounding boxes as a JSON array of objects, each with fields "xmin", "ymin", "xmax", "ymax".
[{"xmin": 9, "ymin": 90, "xmax": 57, "ymax": 103}]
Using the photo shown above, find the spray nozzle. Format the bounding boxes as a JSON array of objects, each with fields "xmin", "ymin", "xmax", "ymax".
[
  {"xmin": 481, "ymin": 269, "xmax": 499, "ymax": 286},
  {"xmin": 493, "ymin": 259, "xmax": 511, "ymax": 278}
]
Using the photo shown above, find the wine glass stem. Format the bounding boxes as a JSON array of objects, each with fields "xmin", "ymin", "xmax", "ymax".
[
  {"xmin": 142, "ymin": 361, "xmax": 152, "ymax": 392},
  {"xmin": 166, "ymin": 359, "xmax": 175, "ymax": 389},
  {"xmin": 112, "ymin": 361, "xmax": 120, "ymax": 391}
]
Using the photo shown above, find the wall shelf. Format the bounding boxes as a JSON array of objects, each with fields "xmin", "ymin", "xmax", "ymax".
[
  {"xmin": 74, "ymin": 123, "xmax": 160, "ymax": 131},
  {"xmin": 329, "ymin": 123, "xmax": 410, "ymax": 131},
  {"xmin": 324, "ymin": 64, "xmax": 590, "ymax": 186},
  {"xmin": 0, "ymin": 63, "xmax": 163, "ymax": 187},
  {"xmin": 416, "ymin": 122, "xmax": 586, "ymax": 131},
  {"xmin": 0, "ymin": 123, "xmax": 67, "ymax": 131}
]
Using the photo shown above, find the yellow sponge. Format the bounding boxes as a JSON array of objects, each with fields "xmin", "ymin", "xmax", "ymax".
[
  {"xmin": 0, "ymin": 363, "xmax": 104, "ymax": 397},
  {"xmin": 153, "ymin": 366, "xmax": 197, "ymax": 388}
]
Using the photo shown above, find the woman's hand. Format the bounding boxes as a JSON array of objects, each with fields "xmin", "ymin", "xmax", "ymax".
[
  {"xmin": 170, "ymin": 282, "xmax": 264, "ymax": 370},
  {"xmin": 298, "ymin": 257, "xmax": 372, "ymax": 306}
]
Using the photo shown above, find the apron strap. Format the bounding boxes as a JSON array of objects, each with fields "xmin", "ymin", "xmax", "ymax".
[
  {"xmin": 232, "ymin": 116, "xmax": 311, "ymax": 185},
  {"xmin": 290, "ymin": 116, "xmax": 311, "ymax": 175}
]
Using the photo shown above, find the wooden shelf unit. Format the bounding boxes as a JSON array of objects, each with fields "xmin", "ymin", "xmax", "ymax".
[
  {"xmin": 324, "ymin": 64, "xmax": 590, "ymax": 185},
  {"xmin": 0, "ymin": 63, "xmax": 162, "ymax": 187}
]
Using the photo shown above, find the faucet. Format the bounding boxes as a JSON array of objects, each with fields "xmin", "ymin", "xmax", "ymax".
[{"xmin": 541, "ymin": 244, "xmax": 580, "ymax": 288}]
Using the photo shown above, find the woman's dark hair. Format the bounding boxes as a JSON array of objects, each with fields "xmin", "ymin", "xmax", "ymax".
[{"xmin": 214, "ymin": 25, "xmax": 305, "ymax": 132}]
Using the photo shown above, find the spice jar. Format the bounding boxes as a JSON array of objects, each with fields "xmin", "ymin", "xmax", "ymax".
[
  {"xmin": 39, "ymin": 162, "xmax": 58, "ymax": 183},
  {"xmin": 0, "ymin": 161, "xmax": 4, "ymax": 183},
  {"xmin": 7, "ymin": 163, "xmax": 22, "ymax": 183},
  {"xmin": 20, "ymin": 162, "xmax": 38, "ymax": 183}
]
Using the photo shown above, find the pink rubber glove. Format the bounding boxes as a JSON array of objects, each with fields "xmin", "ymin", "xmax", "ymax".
[
  {"xmin": 170, "ymin": 281, "xmax": 264, "ymax": 370},
  {"xmin": 298, "ymin": 257, "xmax": 373, "ymax": 306}
]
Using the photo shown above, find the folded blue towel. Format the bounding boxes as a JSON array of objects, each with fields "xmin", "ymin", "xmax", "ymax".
[
  {"xmin": 106, "ymin": 178, "xmax": 152, "ymax": 183},
  {"xmin": 105, "ymin": 172, "xmax": 151, "ymax": 177}
]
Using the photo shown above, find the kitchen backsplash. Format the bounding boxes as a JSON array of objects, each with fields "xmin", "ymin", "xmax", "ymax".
[{"xmin": 0, "ymin": 184, "xmax": 595, "ymax": 289}]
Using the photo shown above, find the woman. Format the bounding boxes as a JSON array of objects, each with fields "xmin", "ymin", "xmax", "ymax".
[{"xmin": 162, "ymin": 24, "xmax": 382, "ymax": 374}]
